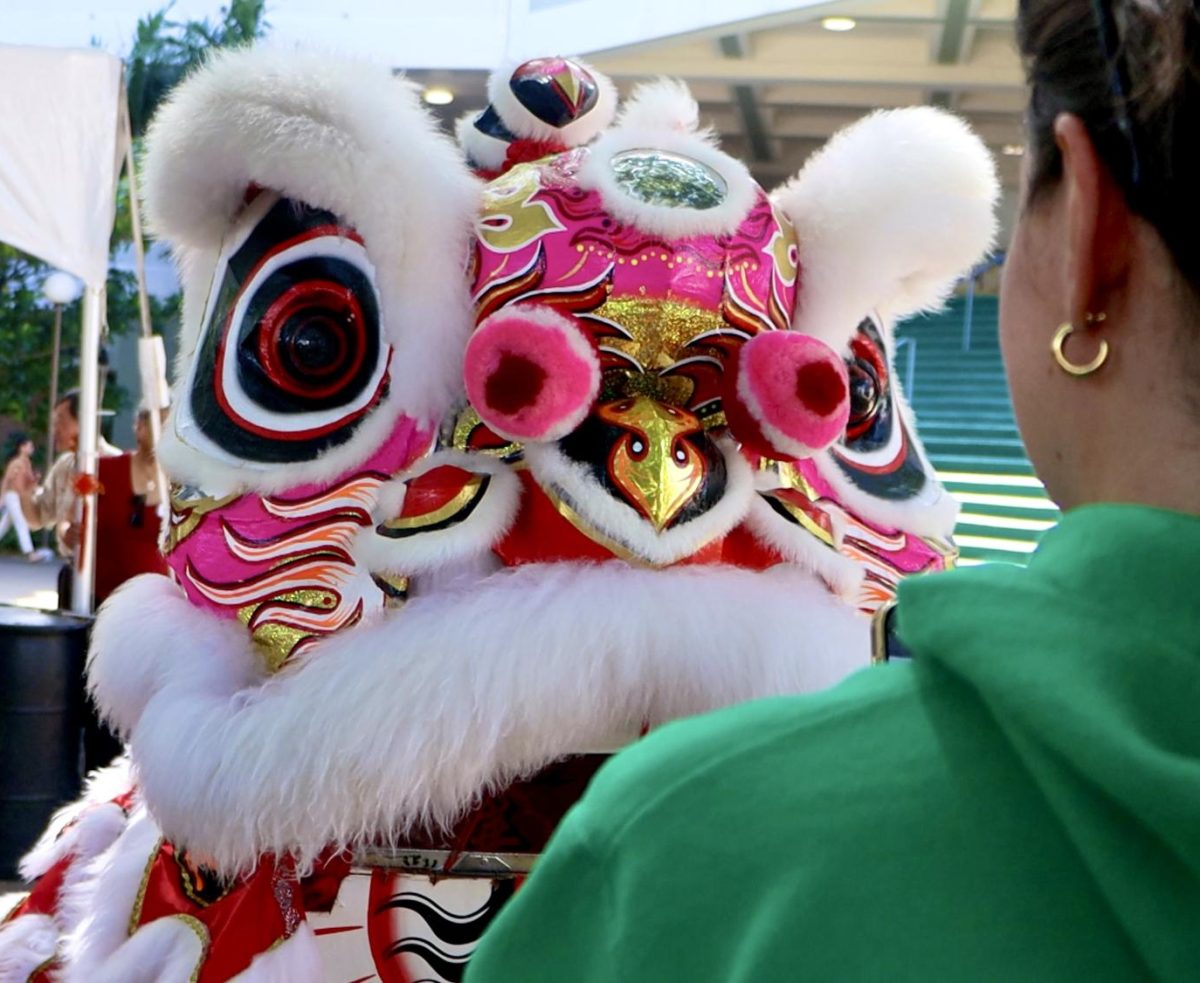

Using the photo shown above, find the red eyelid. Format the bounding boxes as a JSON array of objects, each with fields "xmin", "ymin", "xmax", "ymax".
[{"xmin": 848, "ymin": 333, "xmax": 889, "ymax": 392}]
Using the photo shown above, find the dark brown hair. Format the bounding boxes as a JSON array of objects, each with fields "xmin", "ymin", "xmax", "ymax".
[{"xmin": 1018, "ymin": 0, "xmax": 1200, "ymax": 292}]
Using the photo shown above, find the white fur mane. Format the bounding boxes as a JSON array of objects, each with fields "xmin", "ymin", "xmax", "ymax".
[{"xmin": 91, "ymin": 564, "xmax": 867, "ymax": 875}]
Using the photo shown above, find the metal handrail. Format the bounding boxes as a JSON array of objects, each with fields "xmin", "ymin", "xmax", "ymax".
[
  {"xmin": 960, "ymin": 252, "xmax": 1006, "ymax": 352},
  {"xmin": 895, "ymin": 336, "xmax": 917, "ymax": 400}
]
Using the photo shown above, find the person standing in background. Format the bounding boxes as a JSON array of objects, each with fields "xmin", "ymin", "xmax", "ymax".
[
  {"xmin": 22, "ymin": 389, "xmax": 120, "ymax": 559},
  {"xmin": 92, "ymin": 407, "xmax": 168, "ymax": 607},
  {"xmin": 0, "ymin": 434, "xmax": 52, "ymax": 562}
]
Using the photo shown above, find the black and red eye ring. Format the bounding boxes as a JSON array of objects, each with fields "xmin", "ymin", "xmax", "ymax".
[{"xmin": 256, "ymin": 280, "xmax": 367, "ymax": 401}]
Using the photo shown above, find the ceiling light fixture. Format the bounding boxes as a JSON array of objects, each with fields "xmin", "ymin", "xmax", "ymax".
[
  {"xmin": 1002, "ymin": 144, "xmax": 1026, "ymax": 157},
  {"xmin": 422, "ymin": 86, "xmax": 455, "ymax": 106},
  {"xmin": 821, "ymin": 16, "xmax": 857, "ymax": 32}
]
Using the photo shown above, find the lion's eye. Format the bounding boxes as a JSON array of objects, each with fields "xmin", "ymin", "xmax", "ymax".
[
  {"xmin": 185, "ymin": 195, "xmax": 389, "ymax": 464},
  {"xmin": 847, "ymin": 360, "xmax": 880, "ymax": 432}
]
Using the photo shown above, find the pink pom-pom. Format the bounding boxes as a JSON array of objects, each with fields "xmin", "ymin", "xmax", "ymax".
[
  {"xmin": 463, "ymin": 305, "xmax": 601, "ymax": 442},
  {"xmin": 724, "ymin": 331, "xmax": 850, "ymax": 460}
]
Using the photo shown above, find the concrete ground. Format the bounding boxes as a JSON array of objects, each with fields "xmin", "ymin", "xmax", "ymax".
[{"xmin": 0, "ymin": 552, "xmax": 61, "ymax": 610}]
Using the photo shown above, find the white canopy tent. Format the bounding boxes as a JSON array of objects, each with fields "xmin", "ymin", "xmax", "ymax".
[{"xmin": 0, "ymin": 44, "xmax": 165, "ymax": 614}]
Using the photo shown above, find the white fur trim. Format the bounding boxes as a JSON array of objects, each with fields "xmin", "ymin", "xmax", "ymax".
[
  {"xmin": 486, "ymin": 57, "xmax": 617, "ymax": 146},
  {"xmin": 0, "ymin": 913, "xmax": 58, "ymax": 981},
  {"xmin": 354, "ymin": 451, "xmax": 522, "ymax": 576},
  {"xmin": 814, "ymin": 438, "xmax": 960, "ymax": 541},
  {"xmin": 120, "ymin": 559, "xmax": 867, "ymax": 875},
  {"xmin": 66, "ymin": 916, "xmax": 206, "ymax": 983},
  {"xmin": 743, "ymin": 494, "xmax": 865, "ymax": 604},
  {"xmin": 524, "ymin": 436, "xmax": 755, "ymax": 567},
  {"xmin": 774, "ymin": 107, "xmax": 998, "ymax": 347},
  {"xmin": 143, "ymin": 46, "xmax": 480, "ymax": 447},
  {"xmin": 19, "ymin": 756, "xmax": 133, "ymax": 882},
  {"xmin": 616, "ymin": 78, "xmax": 700, "ymax": 133},
  {"xmin": 576, "ymin": 81, "xmax": 759, "ymax": 239},
  {"xmin": 88, "ymin": 574, "xmax": 267, "ymax": 741},
  {"xmin": 60, "ymin": 809, "xmax": 165, "ymax": 981},
  {"xmin": 0, "ymin": 894, "xmax": 26, "ymax": 923},
  {"xmin": 456, "ymin": 110, "xmax": 510, "ymax": 172},
  {"xmin": 231, "ymin": 923, "xmax": 321, "ymax": 983}
]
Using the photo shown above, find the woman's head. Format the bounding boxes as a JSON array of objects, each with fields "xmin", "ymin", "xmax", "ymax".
[
  {"xmin": 5, "ymin": 433, "xmax": 32, "ymax": 463},
  {"xmin": 1001, "ymin": 0, "xmax": 1200, "ymax": 510}
]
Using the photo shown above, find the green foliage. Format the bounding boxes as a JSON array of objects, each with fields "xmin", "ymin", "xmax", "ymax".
[
  {"xmin": 126, "ymin": 0, "xmax": 269, "ymax": 137},
  {"xmin": 0, "ymin": 245, "xmax": 177, "ymax": 449},
  {"xmin": 0, "ymin": 2, "xmax": 270, "ymax": 452}
]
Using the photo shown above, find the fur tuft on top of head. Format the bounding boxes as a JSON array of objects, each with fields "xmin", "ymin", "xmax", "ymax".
[
  {"xmin": 577, "ymin": 79, "xmax": 759, "ymax": 240},
  {"xmin": 486, "ymin": 56, "xmax": 617, "ymax": 146},
  {"xmin": 614, "ymin": 78, "xmax": 700, "ymax": 133},
  {"xmin": 142, "ymin": 46, "xmax": 482, "ymax": 422},
  {"xmin": 774, "ymin": 107, "xmax": 999, "ymax": 348}
]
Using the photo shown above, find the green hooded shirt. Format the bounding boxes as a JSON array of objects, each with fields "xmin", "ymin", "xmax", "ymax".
[{"xmin": 466, "ymin": 505, "xmax": 1200, "ymax": 981}]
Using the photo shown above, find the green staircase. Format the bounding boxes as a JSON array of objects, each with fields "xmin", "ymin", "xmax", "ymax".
[{"xmin": 894, "ymin": 296, "xmax": 1059, "ymax": 565}]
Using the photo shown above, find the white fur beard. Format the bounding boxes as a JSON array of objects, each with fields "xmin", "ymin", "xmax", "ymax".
[{"xmin": 91, "ymin": 562, "xmax": 869, "ymax": 875}]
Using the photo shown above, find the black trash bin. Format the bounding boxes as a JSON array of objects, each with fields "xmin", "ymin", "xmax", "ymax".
[{"xmin": 0, "ymin": 604, "xmax": 92, "ymax": 880}]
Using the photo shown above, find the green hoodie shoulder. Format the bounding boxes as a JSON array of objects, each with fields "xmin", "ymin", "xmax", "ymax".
[{"xmin": 467, "ymin": 504, "xmax": 1200, "ymax": 982}]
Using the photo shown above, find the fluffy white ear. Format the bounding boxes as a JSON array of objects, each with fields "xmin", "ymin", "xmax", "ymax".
[
  {"xmin": 486, "ymin": 56, "xmax": 617, "ymax": 146},
  {"xmin": 774, "ymin": 107, "xmax": 998, "ymax": 347},
  {"xmin": 142, "ymin": 46, "xmax": 481, "ymax": 422}
]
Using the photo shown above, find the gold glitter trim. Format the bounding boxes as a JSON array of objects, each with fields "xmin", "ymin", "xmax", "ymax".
[
  {"xmin": 171, "ymin": 914, "xmax": 211, "ymax": 983},
  {"xmin": 451, "ymin": 406, "xmax": 523, "ymax": 459},
  {"xmin": 588, "ymin": 296, "xmax": 730, "ymax": 383},
  {"xmin": 166, "ymin": 488, "xmax": 239, "ymax": 552},
  {"xmin": 477, "ymin": 164, "xmax": 564, "ymax": 252},
  {"xmin": 770, "ymin": 463, "xmax": 837, "ymax": 548},
  {"xmin": 871, "ymin": 601, "xmax": 895, "ymax": 664},
  {"xmin": 128, "ymin": 837, "xmax": 165, "ymax": 936},
  {"xmin": 543, "ymin": 485, "xmax": 655, "ymax": 568},
  {"xmin": 237, "ymin": 590, "xmax": 338, "ymax": 674},
  {"xmin": 597, "ymin": 398, "xmax": 704, "ymax": 531},
  {"xmin": 765, "ymin": 491, "xmax": 837, "ymax": 548},
  {"xmin": 379, "ymin": 474, "xmax": 486, "ymax": 532}
]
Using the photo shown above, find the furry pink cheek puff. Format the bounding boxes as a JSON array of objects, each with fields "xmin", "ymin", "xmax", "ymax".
[
  {"xmin": 724, "ymin": 330, "xmax": 851, "ymax": 460},
  {"xmin": 463, "ymin": 304, "xmax": 602, "ymax": 442}
]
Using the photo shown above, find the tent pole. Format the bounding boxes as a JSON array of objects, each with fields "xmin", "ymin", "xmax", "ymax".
[
  {"xmin": 120, "ymin": 94, "xmax": 169, "ymax": 515},
  {"xmin": 122, "ymin": 101, "xmax": 153, "ymax": 342},
  {"xmin": 70, "ymin": 284, "xmax": 104, "ymax": 615}
]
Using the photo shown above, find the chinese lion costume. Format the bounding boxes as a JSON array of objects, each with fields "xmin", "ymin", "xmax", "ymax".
[{"xmin": 0, "ymin": 47, "xmax": 997, "ymax": 982}]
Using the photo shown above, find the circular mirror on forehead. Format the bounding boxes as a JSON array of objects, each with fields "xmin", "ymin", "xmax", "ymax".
[{"xmin": 609, "ymin": 149, "xmax": 728, "ymax": 210}]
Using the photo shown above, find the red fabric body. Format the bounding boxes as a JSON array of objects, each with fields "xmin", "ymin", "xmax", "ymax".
[{"xmin": 93, "ymin": 455, "xmax": 167, "ymax": 606}]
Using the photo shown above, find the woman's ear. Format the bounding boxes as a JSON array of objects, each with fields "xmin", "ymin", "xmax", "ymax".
[{"xmin": 1055, "ymin": 112, "xmax": 1134, "ymax": 326}]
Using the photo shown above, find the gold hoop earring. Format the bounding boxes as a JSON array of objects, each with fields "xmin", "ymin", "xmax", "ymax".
[{"xmin": 1052, "ymin": 321, "xmax": 1110, "ymax": 376}]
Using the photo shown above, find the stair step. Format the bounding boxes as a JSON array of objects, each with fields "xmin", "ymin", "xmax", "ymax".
[
  {"xmin": 927, "ymin": 455, "xmax": 1035, "ymax": 473},
  {"xmin": 957, "ymin": 512, "xmax": 1056, "ymax": 534},
  {"xmin": 917, "ymin": 420, "xmax": 1021, "ymax": 434},
  {"xmin": 924, "ymin": 436, "xmax": 1027, "ymax": 449}
]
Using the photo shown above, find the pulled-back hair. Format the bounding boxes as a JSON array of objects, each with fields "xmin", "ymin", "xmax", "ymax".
[{"xmin": 1018, "ymin": 0, "xmax": 1200, "ymax": 293}]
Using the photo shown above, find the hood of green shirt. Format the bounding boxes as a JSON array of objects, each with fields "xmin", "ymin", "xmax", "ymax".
[{"xmin": 897, "ymin": 503, "xmax": 1200, "ymax": 978}]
